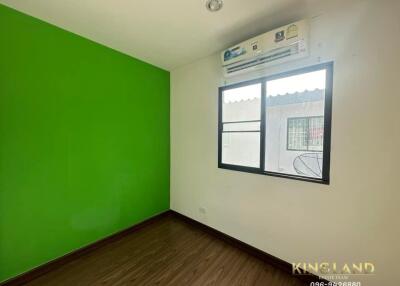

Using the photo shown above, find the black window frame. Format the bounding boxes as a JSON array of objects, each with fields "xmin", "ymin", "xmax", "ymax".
[
  {"xmin": 218, "ymin": 62, "xmax": 333, "ymax": 185},
  {"xmin": 287, "ymin": 116, "xmax": 324, "ymax": 152}
]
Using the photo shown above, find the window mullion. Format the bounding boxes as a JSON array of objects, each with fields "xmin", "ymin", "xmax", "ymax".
[
  {"xmin": 218, "ymin": 88, "xmax": 223, "ymax": 167},
  {"xmin": 306, "ymin": 117, "xmax": 310, "ymax": 151},
  {"xmin": 260, "ymin": 81, "xmax": 266, "ymax": 171}
]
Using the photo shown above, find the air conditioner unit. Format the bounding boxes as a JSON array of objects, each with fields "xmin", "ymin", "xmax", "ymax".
[{"xmin": 221, "ymin": 20, "xmax": 309, "ymax": 77}]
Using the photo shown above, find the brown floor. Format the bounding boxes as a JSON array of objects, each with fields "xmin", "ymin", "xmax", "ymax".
[{"xmin": 24, "ymin": 214, "xmax": 305, "ymax": 286}]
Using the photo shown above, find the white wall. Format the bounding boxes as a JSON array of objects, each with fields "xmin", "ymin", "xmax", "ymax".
[{"xmin": 170, "ymin": 1, "xmax": 400, "ymax": 285}]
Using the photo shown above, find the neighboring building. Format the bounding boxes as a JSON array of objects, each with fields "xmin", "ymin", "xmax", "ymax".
[{"xmin": 222, "ymin": 89, "xmax": 324, "ymax": 178}]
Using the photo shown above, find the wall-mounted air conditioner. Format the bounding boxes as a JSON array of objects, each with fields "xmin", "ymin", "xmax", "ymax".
[{"xmin": 221, "ymin": 20, "xmax": 309, "ymax": 77}]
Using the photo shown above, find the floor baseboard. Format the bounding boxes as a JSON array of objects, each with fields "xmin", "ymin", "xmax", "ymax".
[
  {"xmin": 170, "ymin": 210, "xmax": 328, "ymax": 284},
  {"xmin": 0, "ymin": 210, "xmax": 172, "ymax": 286},
  {"xmin": 2, "ymin": 209, "xmax": 327, "ymax": 285}
]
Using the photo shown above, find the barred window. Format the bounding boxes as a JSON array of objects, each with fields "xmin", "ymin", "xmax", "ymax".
[{"xmin": 287, "ymin": 117, "xmax": 324, "ymax": 151}]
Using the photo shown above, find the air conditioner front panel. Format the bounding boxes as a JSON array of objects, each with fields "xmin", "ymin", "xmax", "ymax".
[{"xmin": 221, "ymin": 20, "xmax": 309, "ymax": 76}]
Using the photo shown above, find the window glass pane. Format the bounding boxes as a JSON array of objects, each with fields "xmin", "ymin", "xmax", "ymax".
[
  {"xmin": 293, "ymin": 153, "xmax": 323, "ymax": 178},
  {"xmin": 222, "ymin": 84, "xmax": 261, "ymax": 122},
  {"xmin": 223, "ymin": 122, "xmax": 260, "ymax": 132},
  {"xmin": 265, "ymin": 70, "xmax": 326, "ymax": 178},
  {"xmin": 222, "ymin": 132, "xmax": 260, "ymax": 167}
]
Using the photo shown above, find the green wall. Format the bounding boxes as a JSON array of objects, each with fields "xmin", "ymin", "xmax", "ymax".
[{"xmin": 0, "ymin": 4, "xmax": 169, "ymax": 282}]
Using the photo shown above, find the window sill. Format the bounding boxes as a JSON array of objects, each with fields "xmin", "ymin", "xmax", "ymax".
[{"xmin": 218, "ymin": 163, "xmax": 330, "ymax": 185}]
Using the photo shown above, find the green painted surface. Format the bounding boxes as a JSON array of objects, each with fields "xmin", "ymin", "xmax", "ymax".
[{"xmin": 0, "ymin": 4, "xmax": 170, "ymax": 282}]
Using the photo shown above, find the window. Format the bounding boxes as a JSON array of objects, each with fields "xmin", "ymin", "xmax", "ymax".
[
  {"xmin": 287, "ymin": 116, "xmax": 324, "ymax": 151},
  {"xmin": 221, "ymin": 83, "xmax": 261, "ymax": 167},
  {"xmin": 218, "ymin": 63, "xmax": 333, "ymax": 184}
]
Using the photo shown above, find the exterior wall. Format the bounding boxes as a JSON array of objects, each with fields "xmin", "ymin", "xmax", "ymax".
[
  {"xmin": 265, "ymin": 100, "xmax": 324, "ymax": 176},
  {"xmin": 222, "ymin": 96, "xmax": 324, "ymax": 176}
]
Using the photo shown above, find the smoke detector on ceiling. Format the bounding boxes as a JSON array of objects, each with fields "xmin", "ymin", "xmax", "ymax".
[{"xmin": 206, "ymin": 0, "xmax": 223, "ymax": 12}]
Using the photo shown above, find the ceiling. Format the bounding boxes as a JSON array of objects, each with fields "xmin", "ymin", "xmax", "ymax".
[{"xmin": 0, "ymin": 0, "xmax": 343, "ymax": 70}]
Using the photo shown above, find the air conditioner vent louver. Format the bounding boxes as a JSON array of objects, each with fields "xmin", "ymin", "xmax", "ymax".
[
  {"xmin": 221, "ymin": 20, "xmax": 308, "ymax": 77},
  {"xmin": 226, "ymin": 44, "xmax": 299, "ymax": 74}
]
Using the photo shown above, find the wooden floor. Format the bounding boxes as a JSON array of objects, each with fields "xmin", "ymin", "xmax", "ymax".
[{"xmin": 24, "ymin": 214, "xmax": 305, "ymax": 286}]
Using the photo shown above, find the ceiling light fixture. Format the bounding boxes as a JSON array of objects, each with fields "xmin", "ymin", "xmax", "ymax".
[{"xmin": 206, "ymin": 0, "xmax": 223, "ymax": 12}]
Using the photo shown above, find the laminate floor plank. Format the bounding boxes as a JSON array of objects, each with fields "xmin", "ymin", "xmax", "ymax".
[{"xmin": 23, "ymin": 215, "xmax": 306, "ymax": 286}]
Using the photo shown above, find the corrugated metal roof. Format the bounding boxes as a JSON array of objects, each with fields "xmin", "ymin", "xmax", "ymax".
[
  {"xmin": 224, "ymin": 88, "xmax": 324, "ymax": 104},
  {"xmin": 266, "ymin": 89, "xmax": 324, "ymax": 106}
]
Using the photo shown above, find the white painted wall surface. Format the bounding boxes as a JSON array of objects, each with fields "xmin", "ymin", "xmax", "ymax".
[{"xmin": 171, "ymin": 1, "xmax": 400, "ymax": 285}]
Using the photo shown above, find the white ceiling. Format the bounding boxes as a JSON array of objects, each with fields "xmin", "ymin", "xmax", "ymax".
[{"xmin": 0, "ymin": 0, "xmax": 344, "ymax": 70}]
